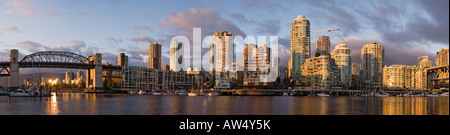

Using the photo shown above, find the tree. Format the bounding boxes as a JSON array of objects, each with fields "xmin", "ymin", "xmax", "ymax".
[{"xmin": 315, "ymin": 52, "xmax": 321, "ymax": 57}]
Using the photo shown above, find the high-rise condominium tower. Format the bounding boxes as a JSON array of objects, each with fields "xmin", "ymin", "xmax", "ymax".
[
  {"xmin": 210, "ymin": 31, "xmax": 234, "ymax": 78},
  {"xmin": 331, "ymin": 44, "xmax": 352, "ymax": 87},
  {"xmin": 315, "ymin": 36, "xmax": 330, "ymax": 56},
  {"xmin": 290, "ymin": 15, "xmax": 310, "ymax": 82},
  {"xmin": 147, "ymin": 42, "xmax": 161, "ymax": 69},
  {"xmin": 418, "ymin": 56, "xmax": 432, "ymax": 68},
  {"xmin": 436, "ymin": 48, "xmax": 449, "ymax": 67},
  {"xmin": 360, "ymin": 42, "xmax": 384, "ymax": 90},
  {"xmin": 170, "ymin": 39, "xmax": 184, "ymax": 71},
  {"xmin": 117, "ymin": 53, "xmax": 128, "ymax": 67}
]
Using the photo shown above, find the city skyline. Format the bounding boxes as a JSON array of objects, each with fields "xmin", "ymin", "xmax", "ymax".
[{"xmin": 0, "ymin": 0, "xmax": 448, "ymax": 76}]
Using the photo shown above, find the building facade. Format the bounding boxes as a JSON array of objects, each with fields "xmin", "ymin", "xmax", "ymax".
[
  {"xmin": 147, "ymin": 42, "xmax": 162, "ymax": 69},
  {"xmin": 210, "ymin": 31, "xmax": 234, "ymax": 89},
  {"xmin": 242, "ymin": 44, "xmax": 272, "ymax": 87},
  {"xmin": 360, "ymin": 42, "xmax": 384, "ymax": 90},
  {"xmin": 315, "ymin": 36, "xmax": 330, "ymax": 56},
  {"xmin": 170, "ymin": 39, "xmax": 184, "ymax": 71},
  {"xmin": 352, "ymin": 63, "xmax": 357, "ymax": 75},
  {"xmin": 290, "ymin": 15, "xmax": 310, "ymax": 82},
  {"xmin": 418, "ymin": 56, "xmax": 432, "ymax": 68},
  {"xmin": 436, "ymin": 48, "xmax": 449, "ymax": 67},
  {"xmin": 117, "ymin": 53, "xmax": 128, "ymax": 67},
  {"xmin": 331, "ymin": 44, "xmax": 352, "ymax": 88},
  {"xmin": 300, "ymin": 55, "xmax": 340, "ymax": 90},
  {"xmin": 382, "ymin": 64, "xmax": 420, "ymax": 90},
  {"xmin": 121, "ymin": 66, "xmax": 194, "ymax": 92}
]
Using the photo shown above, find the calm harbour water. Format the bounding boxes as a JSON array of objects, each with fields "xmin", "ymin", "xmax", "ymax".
[{"xmin": 0, "ymin": 92, "xmax": 448, "ymax": 115}]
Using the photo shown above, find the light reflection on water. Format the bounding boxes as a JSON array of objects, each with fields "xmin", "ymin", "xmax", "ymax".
[{"xmin": 0, "ymin": 92, "xmax": 448, "ymax": 115}]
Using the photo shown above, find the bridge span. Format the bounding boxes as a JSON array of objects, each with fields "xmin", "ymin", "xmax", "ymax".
[{"xmin": 0, "ymin": 49, "xmax": 123, "ymax": 92}]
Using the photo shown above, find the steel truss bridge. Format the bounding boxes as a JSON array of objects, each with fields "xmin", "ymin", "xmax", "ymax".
[
  {"xmin": 1, "ymin": 50, "xmax": 123, "ymax": 92},
  {"xmin": 427, "ymin": 65, "xmax": 449, "ymax": 90},
  {"xmin": 0, "ymin": 51, "xmax": 121, "ymax": 78}
]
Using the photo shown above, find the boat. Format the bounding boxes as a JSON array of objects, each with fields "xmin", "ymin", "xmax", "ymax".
[
  {"xmin": 177, "ymin": 90, "xmax": 189, "ymax": 96},
  {"xmin": 151, "ymin": 92, "xmax": 162, "ymax": 96},
  {"xmin": 128, "ymin": 90, "xmax": 138, "ymax": 95},
  {"xmin": 9, "ymin": 89, "xmax": 33, "ymax": 97},
  {"xmin": 411, "ymin": 93, "xmax": 424, "ymax": 97},
  {"xmin": 167, "ymin": 92, "xmax": 177, "ymax": 96},
  {"xmin": 375, "ymin": 92, "xmax": 390, "ymax": 97},
  {"xmin": 426, "ymin": 92, "xmax": 439, "ymax": 97},
  {"xmin": 138, "ymin": 90, "xmax": 147, "ymax": 95},
  {"xmin": 0, "ymin": 90, "xmax": 9, "ymax": 96},
  {"xmin": 440, "ymin": 92, "xmax": 449, "ymax": 97},
  {"xmin": 317, "ymin": 93, "xmax": 331, "ymax": 97},
  {"xmin": 402, "ymin": 93, "xmax": 411, "ymax": 97},
  {"xmin": 188, "ymin": 92, "xmax": 197, "ymax": 96},
  {"xmin": 208, "ymin": 92, "xmax": 221, "ymax": 96}
]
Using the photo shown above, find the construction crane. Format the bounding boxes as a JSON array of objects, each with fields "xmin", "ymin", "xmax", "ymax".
[{"xmin": 312, "ymin": 26, "xmax": 339, "ymax": 38}]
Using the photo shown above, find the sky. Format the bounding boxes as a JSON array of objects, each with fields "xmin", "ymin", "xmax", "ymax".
[{"xmin": 0, "ymin": 0, "xmax": 448, "ymax": 76}]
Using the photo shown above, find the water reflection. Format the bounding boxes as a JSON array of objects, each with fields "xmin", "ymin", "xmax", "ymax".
[
  {"xmin": 0, "ymin": 93, "xmax": 448, "ymax": 115},
  {"xmin": 45, "ymin": 92, "xmax": 60, "ymax": 115}
]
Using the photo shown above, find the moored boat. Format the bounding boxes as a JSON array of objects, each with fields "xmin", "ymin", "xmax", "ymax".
[
  {"xmin": 375, "ymin": 92, "xmax": 390, "ymax": 97},
  {"xmin": 317, "ymin": 93, "xmax": 330, "ymax": 97},
  {"xmin": 9, "ymin": 89, "xmax": 33, "ymax": 97},
  {"xmin": 188, "ymin": 92, "xmax": 197, "ymax": 96},
  {"xmin": 208, "ymin": 92, "xmax": 221, "ymax": 96},
  {"xmin": 426, "ymin": 92, "xmax": 439, "ymax": 97}
]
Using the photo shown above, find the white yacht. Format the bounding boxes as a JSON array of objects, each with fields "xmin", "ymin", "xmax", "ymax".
[
  {"xmin": 208, "ymin": 92, "xmax": 221, "ymax": 96},
  {"xmin": 9, "ymin": 89, "xmax": 33, "ymax": 97},
  {"xmin": 177, "ymin": 90, "xmax": 189, "ymax": 96},
  {"xmin": 188, "ymin": 92, "xmax": 198, "ymax": 96},
  {"xmin": 411, "ymin": 93, "xmax": 424, "ymax": 97},
  {"xmin": 128, "ymin": 90, "xmax": 138, "ymax": 95},
  {"xmin": 151, "ymin": 92, "xmax": 162, "ymax": 96},
  {"xmin": 440, "ymin": 92, "xmax": 449, "ymax": 97},
  {"xmin": 375, "ymin": 92, "xmax": 390, "ymax": 97},
  {"xmin": 317, "ymin": 93, "xmax": 331, "ymax": 97},
  {"xmin": 138, "ymin": 90, "xmax": 147, "ymax": 95},
  {"xmin": 402, "ymin": 93, "xmax": 411, "ymax": 97},
  {"xmin": 426, "ymin": 92, "xmax": 439, "ymax": 97}
]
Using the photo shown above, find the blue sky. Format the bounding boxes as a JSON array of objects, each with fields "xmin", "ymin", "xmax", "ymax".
[{"xmin": 0, "ymin": 0, "xmax": 448, "ymax": 74}]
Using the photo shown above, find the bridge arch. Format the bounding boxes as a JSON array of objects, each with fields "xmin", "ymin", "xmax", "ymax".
[{"xmin": 20, "ymin": 51, "xmax": 90, "ymax": 64}]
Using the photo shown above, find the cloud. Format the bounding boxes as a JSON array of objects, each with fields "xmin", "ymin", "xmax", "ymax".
[
  {"xmin": 255, "ymin": 19, "xmax": 280, "ymax": 35},
  {"xmin": 230, "ymin": 13, "xmax": 252, "ymax": 24},
  {"xmin": 43, "ymin": 10, "xmax": 60, "ymax": 17},
  {"xmin": 70, "ymin": 39, "xmax": 86, "ymax": 48},
  {"xmin": 17, "ymin": 41, "xmax": 51, "ymax": 52},
  {"xmin": 230, "ymin": 13, "xmax": 280, "ymax": 35},
  {"xmin": 3, "ymin": 0, "xmax": 35, "ymax": 16},
  {"xmin": 107, "ymin": 37, "xmax": 123, "ymax": 46},
  {"xmin": 78, "ymin": 11, "xmax": 88, "ymax": 16},
  {"xmin": 131, "ymin": 35, "xmax": 155, "ymax": 43},
  {"xmin": 5, "ymin": 24, "xmax": 20, "ymax": 32},
  {"xmin": 242, "ymin": 0, "xmax": 293, "ymax": 14},
  {"xmin": 159, "ymin": 8, "xmax": 246, "ymax": 37},
  {"xmin": 124, "ymin": 47, "xmax": 149, "ymax": 67},
  {"xmin": 134, "ymin": 25, "xmax": 151, "ymax": 31}
]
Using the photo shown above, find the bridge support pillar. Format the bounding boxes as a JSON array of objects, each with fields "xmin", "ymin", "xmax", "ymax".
[
  {"xmin": 85, "ymin": 53, "xmax": 104, "ymax": 93},
  {"xmin": 9, "ymin": 49, "xmax": 19, "ymax": 90}
]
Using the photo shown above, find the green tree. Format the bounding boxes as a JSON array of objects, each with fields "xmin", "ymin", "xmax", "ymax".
[{"xmin": 315, "ymin": 52, "xmax": 321, "ymax": 57}]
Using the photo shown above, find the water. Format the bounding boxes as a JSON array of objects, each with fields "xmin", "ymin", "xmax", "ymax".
[{"xmin": 0, "ymin": 92, "xmax": 448, "ymax": 115}]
